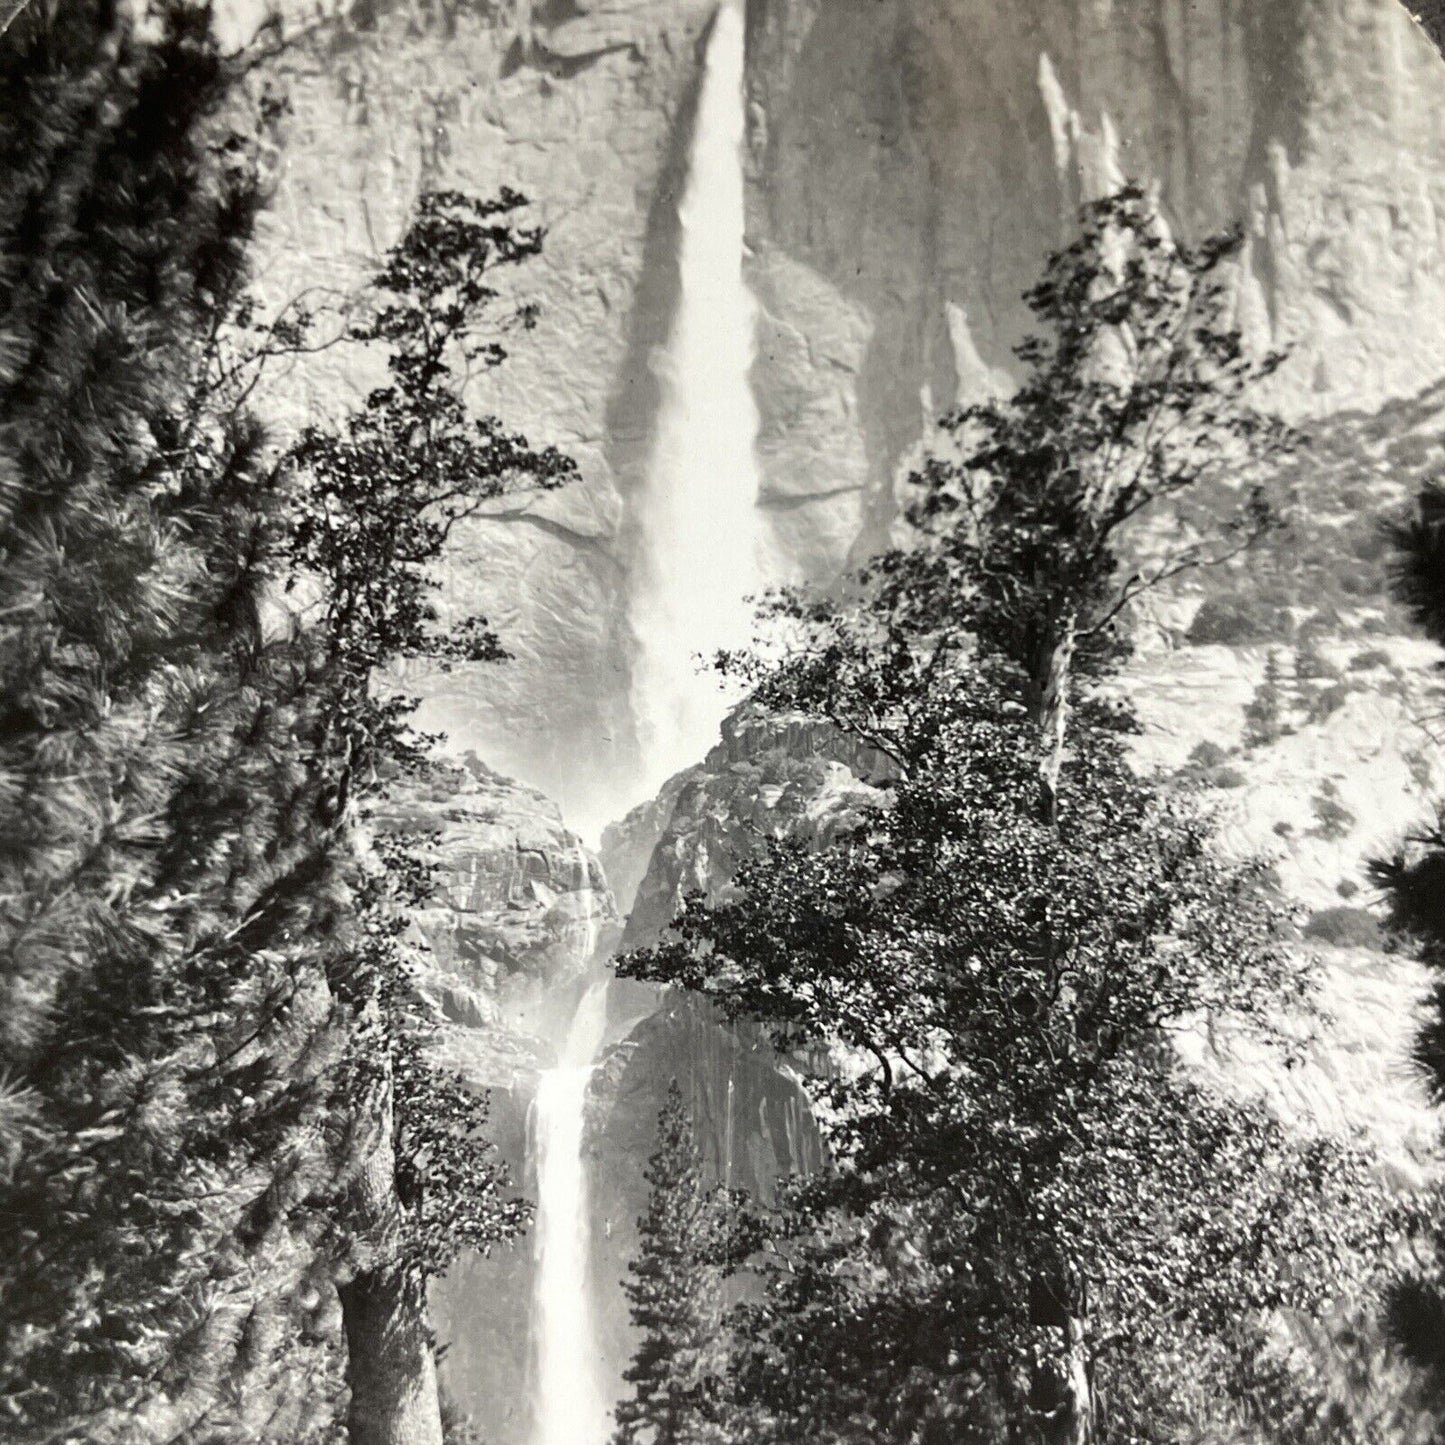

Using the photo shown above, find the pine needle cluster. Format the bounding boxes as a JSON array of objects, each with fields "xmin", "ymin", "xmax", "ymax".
[{"xmin": 0, "ymin": 6, "xmax": 570, "ymax": 1438}]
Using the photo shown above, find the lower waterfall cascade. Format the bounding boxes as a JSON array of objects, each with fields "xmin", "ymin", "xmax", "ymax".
[{"xmin": 529, "ymin": 980, "xmax": 612, "ymax": 1445}]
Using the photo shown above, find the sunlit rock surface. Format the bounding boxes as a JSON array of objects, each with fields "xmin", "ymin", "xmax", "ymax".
[
  {"xmin": 603, "ymin": 707, "xmax": 890, "ymax": 949},
  {"xmin": 748, "ymin": 0, "xmax": 1445, "ymax": 552},
  {"xmin": 374, "ymin": 751, "xmax": 620, "ymax": 1083},
  {"xmin": 250, "ymin": 0, "xmax": 1445, "ymax": 832},
  {"xmin": 1127, "ymin": 639, "xmax": 1440, "ymax": 1180}
]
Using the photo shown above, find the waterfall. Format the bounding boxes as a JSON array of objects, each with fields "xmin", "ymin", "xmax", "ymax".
[
  {"xmin": 528, "ymin": 6, "xmax": 758, "ymax": 1434},
  {"xmin": 530, "ymin": 980, "xmax": 611, "ymax": 1445},
  {"xmin": 627, "ymin": 0, "xmax": 761, "ymax": 799}
]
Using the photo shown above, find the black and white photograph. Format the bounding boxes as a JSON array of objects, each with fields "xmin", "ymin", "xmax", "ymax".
[{"xmin": 6, "ymin": 1, "xmax": 1445, "ymax": 1441}]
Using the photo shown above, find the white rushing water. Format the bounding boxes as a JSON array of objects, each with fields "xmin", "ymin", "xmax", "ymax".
[
  {"xmin": 531, "ymin": 980, "xmax": 611, "ymax": 1445},
  {"xmin": 627, "ymin": 0, "xmax": 762, "ymax": 799},
  {"xmin": 528, "ymin": 7, "xmax": 758, "ymax": 1434}
]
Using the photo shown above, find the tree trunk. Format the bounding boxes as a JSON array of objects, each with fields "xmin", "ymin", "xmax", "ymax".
[
  {"xmin": 339, "ymin": 1265, "xmax": 444, "ymax": 1445},
  {"xmin": 1033, "ymin": 613, "xmax": 1076, "ymax": 828},
  {"xmin": 1029, "ymin": 1265, "xmax": 1093, "ymax": 1445},
  {"xmin": 1057, "ymin": 1310, "xmax": 1092, "ymax": 1445},
  {"xmin": 1029, "ymin": 1316, "xmax": 1093, "ymax": 1444},
  {"xmin": 337, "ymin": 1037, "xmax": 443, "ymax": 1445}
]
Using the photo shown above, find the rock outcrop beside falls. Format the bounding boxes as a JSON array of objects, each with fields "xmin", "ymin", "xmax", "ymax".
[
  {"xmin": 373, "ymin": 751, "xmax": 620, "ymax": 1087},
  {"xmin": 368, "ymin": 757, "xmax": 617, "ymax": 1443},
  {"xmin": 602, "ymin": 706, "xmax": 891, "ymax": 946},
  {"xmin": 249, "ymin": 0, "xmax": 1445, "ymax": 828}
]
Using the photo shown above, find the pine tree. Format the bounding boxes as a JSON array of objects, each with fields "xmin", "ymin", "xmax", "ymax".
[
  {"xmin": 1295, "ymin": 622, "xmax": 1338, "ymax": 685},
  {"xmin": 613, "ymin": 1082, "xmax": 729, "ymax": 1445},
  {"xmin": 1243, "ymin": 648, "xmax": 1289, "ymax": 749},
  {"xmin": 1373, "ymin": 480, "xmax": 1445, "ymax": 1409},
  {"xmin": 0, "ymin": 7, "xmax": 563, "ymax": 1438},
  {"xmin": 0, "ymin": 6, "xmax": 358, "ymax": 1435}
]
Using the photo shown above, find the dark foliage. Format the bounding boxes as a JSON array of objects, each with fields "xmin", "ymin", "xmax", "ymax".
[
  {"xmin": 0, "ymin": 5, "xmax": 564, "ymax": 1435},
  {"xmin": 0, "ymin": 5, "xmax": 354, "ymax": 1434},
  {"xmin": 1385, "ymin": 483, "xmax": 1445, "ymax": 648},
  {"xmin": 622, "ymin": 186, "xmax": 1394, "ymax": 1445},
  {"xmin": 612, "ymin": 1082, "xmax": 742, "ymax": 1445},
  {"xmin": 1301, "ymin": 908, "xmax": 1382, "ymax": 951},
  {"xmin": 1243, "ymin": 651, "xmax": 1290, "ymax": 751},
  {"xmin": 1374, "ymin": 482, "xmax": 1445, "ymax": 1408},
  {"xmin": 1187, "ymin": 596, "xmax": 1294, "ymax": 647}
]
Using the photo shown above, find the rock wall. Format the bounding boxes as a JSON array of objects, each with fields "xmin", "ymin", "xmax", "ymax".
[
  {"xmin": 374, "ymin": 751, "xmax": 620, "ymax": 1080},
  {"xmin": 246, "ymin": 0, "xmax": 1445, "ymax": 842},
  {"xmin": 601, "ymin": 706, "xmax": 891, "ymax": 943},
  {"xmin": 746, "ymin": 0, "xmax": 1445, "ymax": 554},
  {"xmin": 370, "ymin": 756, "xmax": 618, "ymax": 1441}
]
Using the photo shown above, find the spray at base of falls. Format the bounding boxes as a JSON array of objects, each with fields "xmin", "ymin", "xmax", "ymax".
[
  {"xmin": 530, "ymin": 980, "xmax": 611, "ymax": 1445},
  {"xmin": 626, "ymin": 0, "xmax": 762, "ymax": 804}
]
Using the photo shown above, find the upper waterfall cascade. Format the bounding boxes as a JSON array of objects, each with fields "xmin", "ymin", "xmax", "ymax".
[{"xmin": 626, "ymin": 0, "xmax": 762, "ymax": 805}]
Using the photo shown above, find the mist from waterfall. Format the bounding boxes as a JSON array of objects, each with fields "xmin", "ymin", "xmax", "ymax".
[
  {"xmin": 530, "ymin": 980, "xmax": 611, "ymax": 1445},
  {"xmin": 627, "ymin": 0, "xmax": 762, "ymax": 801}
]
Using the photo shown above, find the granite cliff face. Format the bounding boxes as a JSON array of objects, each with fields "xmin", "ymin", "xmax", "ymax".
[
  {"xmin": 250, "ymin": 0, "xmax": 1445, "ymax": 834},
  {"xmin": 601, "ymin": 707, "xmax": 891, "ymax": 945},
  {"xmin": 253, "ymin": 0, "xmax": 720, "ymax": 832},
  {"xmin": 746, "ymin": 0, "xmax": 1445, "ymax": 553}
]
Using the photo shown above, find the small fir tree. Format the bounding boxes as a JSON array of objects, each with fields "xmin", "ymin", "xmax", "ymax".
[
  {"xmin": 1311, "ymin": 779, "xmax": 1357, "ymax": 842},
  {"xmin": 1295, "ymin": 624, "xmax": 1339, "ymax": 684},
  {"xmin": 1243, "ymin": 649, "xmax": 1290, "ymax": 749},
  {"xmin": 613, "ymin": 1082, "xmax": 730, "ymax": 1445}
]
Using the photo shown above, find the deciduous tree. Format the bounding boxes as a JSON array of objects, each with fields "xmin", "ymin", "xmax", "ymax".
[{"xmin": 625, "ymin": 187, "xmax": 1390, "ymax": 1445}]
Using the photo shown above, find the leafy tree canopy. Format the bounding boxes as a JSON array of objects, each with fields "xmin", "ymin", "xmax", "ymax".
[{"xmin": 622, "ymin": 186, "xmax": 1395, "ymax": 1445}]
